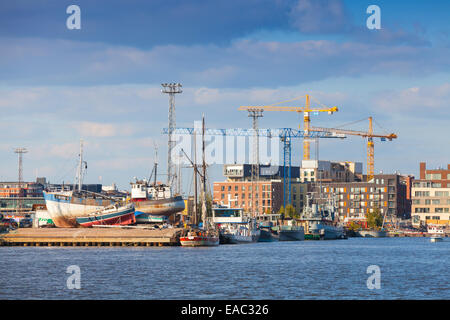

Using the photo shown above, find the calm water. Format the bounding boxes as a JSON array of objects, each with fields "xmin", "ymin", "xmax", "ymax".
[{"xmin": 0, "ymin": 237, "xmax": 449, "ymax": 300}]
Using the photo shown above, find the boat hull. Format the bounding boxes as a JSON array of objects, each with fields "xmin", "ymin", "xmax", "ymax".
[
  {"xmin": 133, "ymin": 196, "xmax": 185, "ymax": 217},
  {"xmin": 76, "ymin": 206, "xmax": 136, "ymax": 227},
  {"xmin": 180, "ymin": 236, "xmax": 219, "ymax": 247},
  {"xmin": 43, "ymin": 191, "xmax": 112, "ymax": 228},
  {"xmin": 258, "ymin": 229, "xmax": 279, "ymax": 242},
  {"xmin": 310, "ymin": 223, "xmax": 346, "ymax": 240},
  {"xmin": 228, "ymin": 233, "xmax": 260, "ymax": 243},
  {"xmin": 279, "ymin": 229, "xmax": 304, "ymax": 241},
  {"xmin": 357, "ymin": 230, "xmax": 387, "ymax": 238}
]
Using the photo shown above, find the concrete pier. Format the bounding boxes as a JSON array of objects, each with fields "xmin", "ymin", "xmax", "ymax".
[{"xmin": 0, "ymin": 227, "xmax": 185, "ymax": 247}]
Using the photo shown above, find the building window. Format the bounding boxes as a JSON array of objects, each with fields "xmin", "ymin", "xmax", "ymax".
[
  {"xmin": 235, "ymin": 186, "xmax": 238, "ymax": 191},
  {"xmin": 228, "ymin": 186, "xmax": 231, "ymax": 191},
  {"xmin": 221, "ymin": 194, "xmax": 224, "ymax": 199},
  {"xmin": 221, "ymin": 186, "xmax": 225, "ymax": 191},
  {"xmin": 242, "ymin": 194, "xmax": 245, "ymax": 199},
  {"xmin": 426, "ymin": 173, "xmax": 442, "ymax": 180}
]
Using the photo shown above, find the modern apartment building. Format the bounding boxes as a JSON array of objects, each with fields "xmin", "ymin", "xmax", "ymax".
[
  {"xmin": 318, "ymin": 174, "xmax": 412, "ymax": 220},
  {"xmin": 411, "ymin": 162, "xmax": 450, "ymax": 226},
  {"xmin": 300, "ymin": 160, "xmax": 363, "ymax": 183}
]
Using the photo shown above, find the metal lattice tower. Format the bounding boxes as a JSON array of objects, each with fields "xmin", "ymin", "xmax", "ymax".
[
  {"xmin": 14, "ymin": 147, "xmax": 28, "ymax": 214},
  {"xmin": 247, "ymin": 109, "xmax": 264, "ymax": 217},
  {"xmin": 161, "ymin": 83, "xmax": 182, "ymax": 191},
  {"xmin": 281, "ymin": 135, "xmax": 291, "ymax": 210}
]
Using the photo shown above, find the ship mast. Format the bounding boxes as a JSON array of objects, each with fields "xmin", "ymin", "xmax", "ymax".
[
  {"xmin": 201, "ymin": 114, "xmax": 207, "ymax": 229},
  {"xmin": 193, "ymin": 132, "xmax": 198, "ymax": 226},
  {"xmin": 153, "ymin": 144, "xmax": 158, "ymax": 186},
  {"xmin": 74, "ymin": 139, "xmax": 84, "ymax": 192}
]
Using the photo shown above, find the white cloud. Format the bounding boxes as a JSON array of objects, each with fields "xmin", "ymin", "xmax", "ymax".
[
  {"xmin": 73, "ymin": 121, "xmax": 136, "ymax": 138},
  {"xmin": 374, "ymin": 83, "xmax": 450, "ymax": 111}
]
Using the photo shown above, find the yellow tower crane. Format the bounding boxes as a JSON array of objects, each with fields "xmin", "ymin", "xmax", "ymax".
[
  {"xmin": 309, "ymin": 117, "xmax": 397, "ymax": 182},
  {"xmin": 239, "ymin": 94, "xmax": 338, "ymax": 160}
]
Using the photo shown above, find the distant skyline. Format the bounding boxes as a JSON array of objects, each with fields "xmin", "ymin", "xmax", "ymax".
[{"xmin": 1, "ymin": 0, "xmax": 449, "ymax": 192}]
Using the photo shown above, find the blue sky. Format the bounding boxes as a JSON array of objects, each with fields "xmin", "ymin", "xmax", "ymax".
[{"xmin": 0, "ymin": 0, "xmax": 449, "ymax": 192}]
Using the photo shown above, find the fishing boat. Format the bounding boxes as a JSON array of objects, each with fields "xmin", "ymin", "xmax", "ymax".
[
  {"xmin": 44, "ymin": 140, "xmax": 128, "ymax": 228},
  {"xmin": 75, "ymin": 203, "xmax": 135, "ymax": 227},
  {"xmin": 130, "ymin": 179, "xmax": 185, "ymax": 223},
  {"xmin": 130, "ymin": 144, "xmax": 185, "ymax": 223}
]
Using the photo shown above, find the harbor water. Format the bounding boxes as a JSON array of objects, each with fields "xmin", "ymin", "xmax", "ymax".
[{"xmin": 0, "ymin": 237, "xmax": 449, "ymax": 299}]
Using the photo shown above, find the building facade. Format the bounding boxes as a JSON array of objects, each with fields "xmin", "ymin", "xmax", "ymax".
[
  {"xmin": 213, "ymin": 180, "xmax": 309, "ymax": 215},
  {"xmin": 0, "ymin": 182, "xmax": 45, "ymax": 213},
  {"xmin": 411, "ymin": 163, "xmax": 450, "ymax": 226},
  {"xmin": 300, "ymin": 160, "xmax": 363, "ymax": 183},
  {"xmin": 319, "ymin": 174, "xmax": 411, "ymax": 221}
]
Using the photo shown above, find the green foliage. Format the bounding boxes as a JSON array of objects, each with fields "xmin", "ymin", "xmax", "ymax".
[
  {"xmin": 366, "ymin": 206, "xmax": 383, "ymax": 229},
  {"xmin": 285, "ymin": 204, "xmax": 296, "ymax": 218},
  {"xmin": 348, "ymin": 221, "xmax": 361, "ymax": 231},
  {"xmin": 278, "ymin": 205, "xmax": 285, "ymax": 215}
]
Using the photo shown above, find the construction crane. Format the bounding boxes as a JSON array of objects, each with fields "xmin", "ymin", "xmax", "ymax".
[
  {"xmin": 310, "ymin": 116, "xmax": 397, "ymax": 182},
  {"xmin": 163, "ymin": 126, "xmax": 344, "ymax": 211},
  {"xmin": 239, "ymin": 94, "xmax": 338, "ymax": 161}
]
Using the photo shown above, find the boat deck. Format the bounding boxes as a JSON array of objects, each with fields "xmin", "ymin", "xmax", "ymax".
[{"xmin": 0, "ymin": 227, "xmax": 185, "ymax": 247}]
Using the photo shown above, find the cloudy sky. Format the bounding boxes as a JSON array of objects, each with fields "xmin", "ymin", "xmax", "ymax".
[{"xmin": 0, "ymin": 0, "xmax": 449, "ymax": 192}]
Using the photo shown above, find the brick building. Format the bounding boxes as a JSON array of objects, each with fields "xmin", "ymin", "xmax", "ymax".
[{"xmin": 213, "ymin": 180, "xmax": 309, "ymax": 215}]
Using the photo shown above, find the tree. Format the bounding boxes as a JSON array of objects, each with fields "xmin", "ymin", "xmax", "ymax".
[
  {"xmin": 348, "ymin": 221, "xmax": 361, "ymax": 231},
  {"xmin": 285, "ymin": 204, "xmax": 296, "ymax": 218},
  {"xmin": 366, "ymin": 206, "xmax": 383, "ymax": 230}
]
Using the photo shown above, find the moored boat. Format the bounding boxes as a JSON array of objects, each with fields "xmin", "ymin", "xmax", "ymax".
[
  {"xmin": 258, "ymin": 226, "xmax": 279, "ymax": 242},
  {"xmin": 357, "ymin": 229, "xmax": 387, "ymax": 238},
  {"xmin": 298, "ymin": 195, "xmax": 346, "ymax": 240},
  {"xmin": 278, "ymin": 224, "xmax": 305, "ymax": 241},
  {"xmin": 212, "ymin": 206, "xmax": 260, "ymax": 244},
  {"xmin": 180, "ymin": 229, "xmax": 219, "ymax": 246}
]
